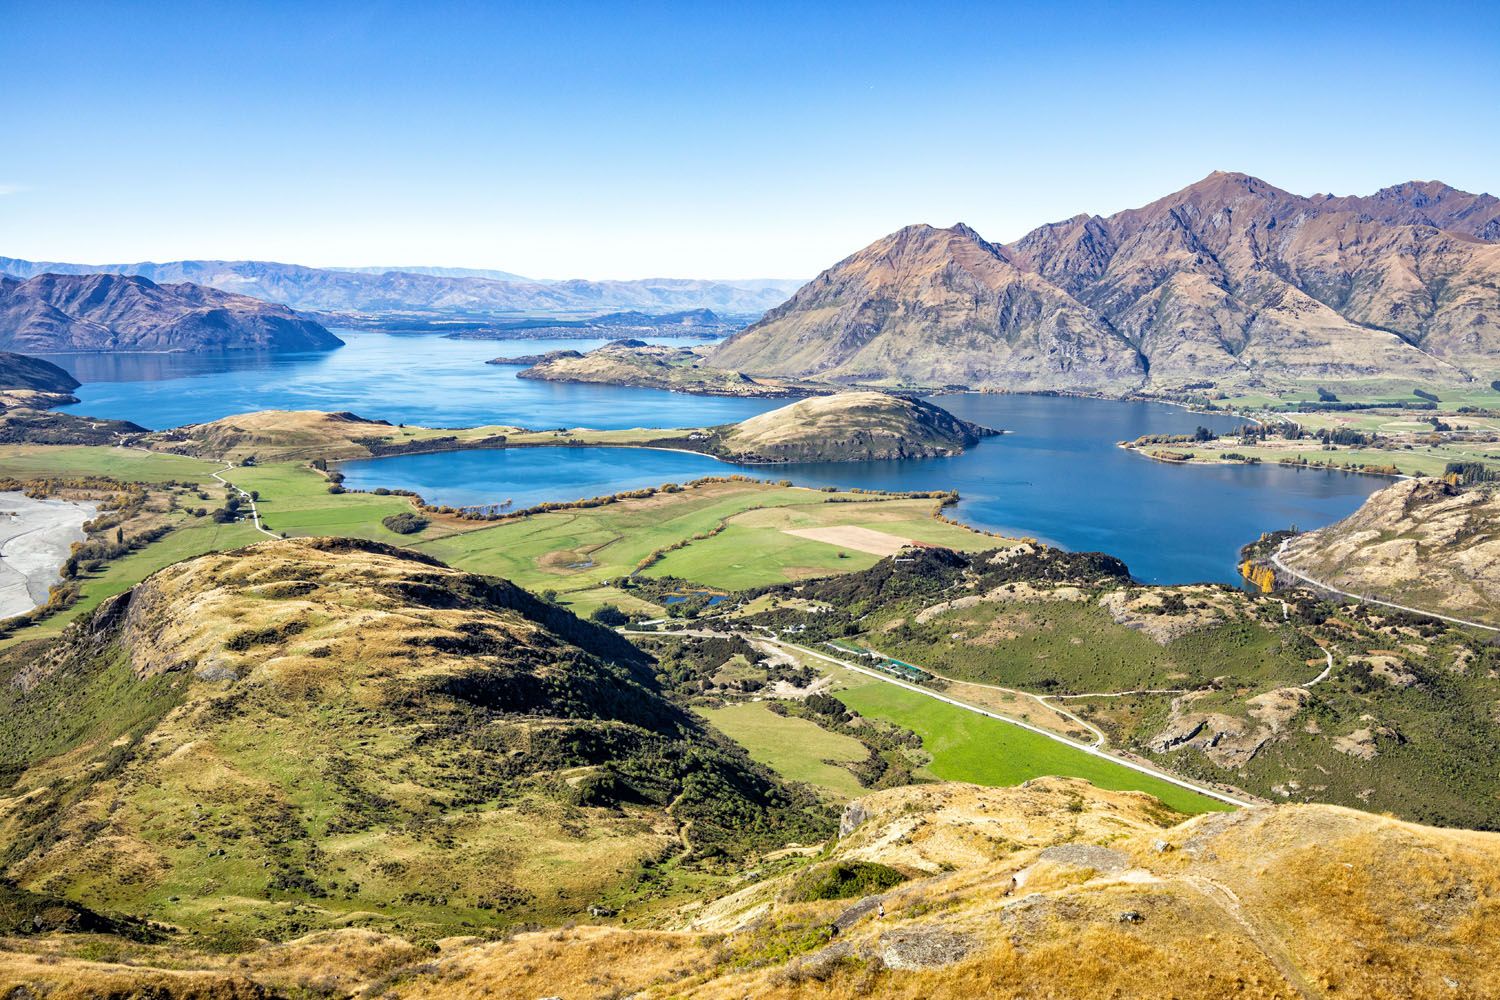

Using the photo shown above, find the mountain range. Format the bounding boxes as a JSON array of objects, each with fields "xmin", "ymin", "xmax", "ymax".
[
  {"xmin": 711, "ymin": 173, "xmax": 1500, "ymax": 392},
  {"xmin": 0, "ymin": 273, "xmax": 342, "ymax": 353},
  {"xmin": 0, "ymin": 256, "xmax": 803, "ymax": 318}
]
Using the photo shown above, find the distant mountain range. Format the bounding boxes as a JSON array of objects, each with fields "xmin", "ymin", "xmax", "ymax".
[
  {"xmin": 711, "ymin": 173, "xmax": 1500, "ymax": 392},
  {"xmin": 0, "ymin": 257, "xmax": 804, "ymax": 318},
  {"xmin": 0, "ymin": 273, "xmax": 342, "ymax": 353}
]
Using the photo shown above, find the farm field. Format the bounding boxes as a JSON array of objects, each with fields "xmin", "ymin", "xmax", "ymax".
[
  {"xmin": 224, "ymin": 463, "xmax": 476, "ymax": 543},
  {"xmin": 416, "ymin": 479, "xmax": 998, "ymax": 614},
  {"xmin": 5, "ymin": 516, "xmax": 263, "ymax": 642},
  {"xmin": 697, "ymin": 701, "xmax": 869, "ymax": 801},
  {"xmin": 0, "ymin": 445, "xmax": 228, "ymax": 484},
  {"xmin": 786, "ymin": 657, "xmax": 1225, "ymax": 815}
]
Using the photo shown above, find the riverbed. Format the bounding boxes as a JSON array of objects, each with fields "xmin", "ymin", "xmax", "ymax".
[{"xmin": 0, "ymin": 492, "xmax": 97, "ymax": 619}]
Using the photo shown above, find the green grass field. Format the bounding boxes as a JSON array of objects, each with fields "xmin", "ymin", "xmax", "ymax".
[
  {"xmin": 14, "ymin": 516, "xmax": 264, "ymax": 641},
  {"xmin": 0, "ymin": 445, "xmax": 229, "ymax": 484},
  {"xmin": 698, "ymin": 702, "xmax": 868, "ymax": 800},
  {"xmin": 1160, "ymin": 439, "xmax": 1500, "ymax": 478},
  {"xmin": 417, "ymin": 481, "xmax": 995, "ymax": 613},
  {"xmin": 226, "ymin": 463, "xmax": 471, "ymax": 543},
  {"xmin": 823, "ymin": 665, "xmax": 1224, "ymax": 814}
]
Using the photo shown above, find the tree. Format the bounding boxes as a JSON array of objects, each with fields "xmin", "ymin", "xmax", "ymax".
[{"xmin": 589, "ymin": 605, "xmax": 628, "ymax": 627}]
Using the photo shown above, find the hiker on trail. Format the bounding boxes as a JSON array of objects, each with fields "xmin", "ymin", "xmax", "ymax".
[{"xmin": 877, "ymin": 902, "xmax": 885, "ymax": 919}]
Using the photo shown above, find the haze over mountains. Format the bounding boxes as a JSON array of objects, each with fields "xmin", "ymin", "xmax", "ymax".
[
  {"xmin": 712, "ymin": 173, "xmax": 1500, "ymax": 392},
  {"xmin": 0, "ymin": 256, "xmax": 803, "ymax": 318}
]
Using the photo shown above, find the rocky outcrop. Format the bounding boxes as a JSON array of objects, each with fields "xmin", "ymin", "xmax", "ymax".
[{"xmin": 1281, "ymin": 478, "xmax": 1500, "ymax": 627}]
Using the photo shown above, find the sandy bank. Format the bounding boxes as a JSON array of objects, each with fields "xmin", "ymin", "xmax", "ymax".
[{"xmin": 0, "ymin": 491, "xmax": 98, "ymax": 620}]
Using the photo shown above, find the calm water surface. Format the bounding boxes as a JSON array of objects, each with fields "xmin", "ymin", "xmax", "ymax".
[
  {"xmin": 339, "ymin": 395, "xmax": 1387, "ymax": 585},
  {"xmin": 40, "ymin": 334, "xmax": 1387, "ymax": 583},
  {"xmin": 45, "ymin": 331, "xmax": 779, "ymax": 429}
]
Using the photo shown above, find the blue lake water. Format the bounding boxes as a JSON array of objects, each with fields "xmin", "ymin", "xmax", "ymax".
[
  {"xmin": 43, "ymin": 331, "xmax": 779, "ymax": 429},
  {"xmin": 39, "ymin": 333, "xmax": 1388, "ymax": 584},
  {"xmin": 339, "ymin": 396, "xmax": 1387, "ymax": 585}
]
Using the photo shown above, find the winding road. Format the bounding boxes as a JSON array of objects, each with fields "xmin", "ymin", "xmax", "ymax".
[
  {"xmin": 210, "ymin": 463, "xmax": 276, "ymax": 538},
  {"xmin": 1273, "ymin": 538, "xmax": 1499, "ymax": 633}
]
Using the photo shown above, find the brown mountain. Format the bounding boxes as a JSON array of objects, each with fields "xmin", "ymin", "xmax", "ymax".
[
  {"xmin": 713, "ymin": 173, "xmax": 1500, "ymax": 392},
  {"xmin": 0, "ymin": 273, "xmax": 343, "ymax": 353},
  {"xmin": 711, "ymin": 222, "xmax": 1146, "ymax": 392}
]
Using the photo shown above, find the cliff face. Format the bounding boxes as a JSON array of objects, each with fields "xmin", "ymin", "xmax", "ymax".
[
  {"xmin": 712, "ymin": 173, "xmax": 1500, "ymax": 392},
  {"xmin": 0, "ymin": 273, "xmax": 343, "ymax": 352}
]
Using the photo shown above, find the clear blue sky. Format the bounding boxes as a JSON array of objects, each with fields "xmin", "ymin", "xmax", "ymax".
[{"xmin": 2, "ymin": 0, "xmax": 1496, "ymax": 279}]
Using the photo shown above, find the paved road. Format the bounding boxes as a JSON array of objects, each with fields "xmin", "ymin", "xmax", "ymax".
[
  {"xmin": 625, "ymin": 624, "xmax": 1255, "ymax": 808},
  {"xmin": 761, "ymin": 637, "xmax": 1256, "ymax": 809},
  {"xmin": 1274, "ymin": 538, "xmax": 1498, "ymax": 633}
]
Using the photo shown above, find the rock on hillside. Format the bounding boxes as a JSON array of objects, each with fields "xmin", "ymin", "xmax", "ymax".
[
  {"xmin": 713, "ymin": 172, "xmax": 1500, "ymax": 392},
  {"xmin": 0, "ymin": 272, "xmax": 343, "ymax": 353},
  {"xmin": 709, "ymin": 390, "xmax": 996, "ymax": 462},
  {"xmin": 20, "ymin": 776, "xmax": 1500, "ymax": 997},
  {"xmin": 1281, "ymin": 477, "xmax": 1500, "ymax": 626},
  {"xmin": 0, "ymin": 537, "xmax": 827, "ymax": 939}
]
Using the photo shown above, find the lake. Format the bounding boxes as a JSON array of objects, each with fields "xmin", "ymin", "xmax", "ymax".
[
  {"xmin": 44, "ymin": 331, "xmax": 781, "ymax": 429},
  {"xmin": 339, "ymin": 395, "xmax": 1386, "ymax": 585},
  {"xmin": 41, "ymin": 333, "xmax": 1388, "ymax": 584}
]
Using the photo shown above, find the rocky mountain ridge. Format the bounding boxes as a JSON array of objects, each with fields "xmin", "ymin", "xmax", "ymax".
[
  {"xmin": 0, "ymin": 257, "xmax": 803, "ymax": 317},
  {"xmin": 0, "ymin": 272, "xmax": 342, "ymax": 353},
  {"xmin": 712, "ymin": 172, "xmax": 1500, "ymax": 392}
]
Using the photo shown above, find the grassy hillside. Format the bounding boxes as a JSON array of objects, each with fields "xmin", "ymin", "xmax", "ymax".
[
  {"xmin": 1280, "ymin": 478, "xmax": 1500, "ymax": 626},
  {"xmin": 8, "ymin": 778, "xmax": 1497, "ymax": 998},
  {"xmin": 0, "ymin": 538, "xmax": 830, "ymax": 942}
]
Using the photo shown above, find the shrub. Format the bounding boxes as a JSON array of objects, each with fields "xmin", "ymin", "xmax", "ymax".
[
  {"xmin": 785, "ymin": 861, "xmax": 905, "ymax": 902},
  {"xmin": 381, "ymin": 512, "xmax": 429, "ymax": 535},
  {"xmin": 589, "ymin": 605, "xmax": 628, "ymax": 627},
  {"xmin": 1413, "ymin": 388, "xmax": 1439, "ymax": 402}
]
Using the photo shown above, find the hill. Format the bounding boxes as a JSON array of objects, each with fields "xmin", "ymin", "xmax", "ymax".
[
  {"xmin": 1279, "ymin": 477, "xmax": 1500, "ymax": 627},
  {"xmin": 0, "ymin": 537, "xmax": 828, "ymax": 941},
  {"xmin": 0, "ymin": 273, "xmax": 342, "ymax": 353},
  {"xmin": 5, "ymin": 778, "xmax": 1497, "ymax": 997},
  {"xmin": 145, "ymin": 409, "xmax": 520, "ymax": 462},
  {"xmin": 712, "ymin": 173, "xmax": 1500, "ymax": 393},
  {"xmin": 0, "ymin": 352, "xmax": 77, "ymax": 393},
  {"xmin": 514, "ymin": 341, "xmax": 827, "ymax": 396},
  {"xmin": 0, "ymin": 257, "xmax": 803, "ymax": 317},
  {"xmin": 705, "ymin": 391, "xmax": 996, "ymax": 462}
]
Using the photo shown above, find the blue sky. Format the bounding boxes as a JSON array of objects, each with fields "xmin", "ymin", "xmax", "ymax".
[{"xmin": 2, "ymin": 0, "xmax": 1496, "ymax": 279}]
